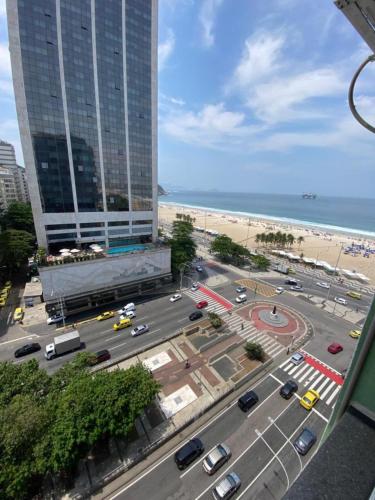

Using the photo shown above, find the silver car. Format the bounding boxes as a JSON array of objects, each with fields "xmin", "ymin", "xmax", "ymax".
[
  {"xmin": 213, "ymin": 472, "xmax": 241, "ymax": 499},
  {"xmin": 203, "ymin": 443, "xmax": 231, "ymax": 475},
  {"xmin": 131, "ymin": 324, "xmax": 149, "ymax": 337},
  {"xmin": 290, "ymin": 352, "xmax": 305, "ymax": 365}
]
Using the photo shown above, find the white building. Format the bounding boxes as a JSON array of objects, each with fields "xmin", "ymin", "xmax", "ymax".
[{"xmin": 0, "ymin": 140, "xmax": 29, "ymax": 208}]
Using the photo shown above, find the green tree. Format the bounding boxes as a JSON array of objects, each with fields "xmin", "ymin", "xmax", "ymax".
[
  {"xmin": 210, "ymin": 235, "xmax": 234, "ymax": 261},
  {"xmin": 287, "ymin": 233, "xmax": 295, "ymax": 247},
  {"xmin": 169, "ymin": 215, "xmax": 196, "ymax": 274},
  {"xmin": 208, "ymin": 312, "xmax": 223, "ymax": 329},
  {"xmin": 297, "ymin": 236, "xmax": 304, "ymax": 247},
  {"xmin": 250, "ymin": 254, "xmax": 270, "ymax": 271},
  {"xmin": 35, "ymin": 246, "xmax": 47, "ymax": 265},
  {"xmin": 0, "ymin": 202, "xmax": 35, "ymax": 234},
  {"xmin": 0, "ymin": 229, "xmax": 34, "ymax": 271},
  {"xmin": 245, "ymin": 341, "xmax": 265, "ymax": 362}
]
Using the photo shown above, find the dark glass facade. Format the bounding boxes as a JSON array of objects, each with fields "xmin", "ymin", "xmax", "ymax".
[{"xmin": 12, "ymin": 0, "xmax": 155, "ymax": 247}]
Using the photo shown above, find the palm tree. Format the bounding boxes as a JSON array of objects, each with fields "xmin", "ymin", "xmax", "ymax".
[
  {"xmin": 281, "ymin": 233, "xmax": 287, "ymax": 248},
  {"xmin": 287, "ymin": 233, "xmax": 295, "ymax": 247},
  {"xmin": 255, "ymin": 234, "xmax": 261, "ymax": 246},
  {"xmin": 297, "ymin": 236, "xmax": 304, "ymax": 248}
]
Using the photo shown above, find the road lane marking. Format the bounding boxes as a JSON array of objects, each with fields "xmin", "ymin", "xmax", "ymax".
[
  {"xmin": 0, "ymin": 334, "xmax": 39, "ymax": 346},
  {"xmin": 293, "ymin": 364, "xmax": 311, "ymax": 379},
  {"xmin": 316, "ymin": 377, "xmax": 331, "ymax": 394},
  {"xmin": 309, "ymin": 373, "xmax": 325, "ymax": 390},
  {"xmin": 267, "ymin": 416, "xmax": 303, "ymax": 472},
  {"xmin": 247, "ymin": 386, "xmax": 280, "ymax": 419},
  {"xmin": 326, "ymin": 385, "xmax": 341, "ymax": 405},
  {"xmin": 236, "ymin": 411, "xmax": 313, "ymax": 500},
  {"xmin": 287, "ymin": 363, "xmax": 304, "ymax": 375},
  {"xmin": 297, "ymin": 366, "xmax": 315, "ymax": 383},
  {"xmin": 255, "ymin": 429, "xmax": 290, "ymax": 490},
  {"xmin": 109, "ymin": 371, "xmax": 283, "ymax": 499}
]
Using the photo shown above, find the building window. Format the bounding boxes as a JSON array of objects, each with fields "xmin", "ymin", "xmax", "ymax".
[
  {"xmin": 45, "ymin": 224, "xmax": 76, "ymax": 230},
  {"xmin": 108, "ymin": 221, "xmax": 129, "ymax": 226},
  {"xmin": 80, "ymin": 222, "xmax": 104, "ymax": 228},
  {"xmin": 47, "ymin": 232, "xmax": 77, "ymax": 241}
]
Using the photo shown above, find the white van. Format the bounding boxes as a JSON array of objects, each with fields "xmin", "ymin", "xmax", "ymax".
[
  {"xmin": 118, "ymin": 302, "xmax": 135, "ymax": 315},
  {"xmin": 236, "ymin": 294, "xmax": 247, "ymax": 304}
]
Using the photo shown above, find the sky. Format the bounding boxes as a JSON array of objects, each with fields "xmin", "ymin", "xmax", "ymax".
[{"xmin": 1, "ymin": 0, "xmax": 375, "ymax": 197}]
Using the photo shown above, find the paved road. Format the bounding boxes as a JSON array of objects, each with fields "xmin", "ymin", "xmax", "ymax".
[{"xmin": 107, "ymin": 371, "xmax": 329, "ymax": 500}]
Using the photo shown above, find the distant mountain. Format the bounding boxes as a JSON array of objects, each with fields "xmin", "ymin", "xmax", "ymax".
[{"xmin": 158, "ymin": 184, "xmax": 167, "ymax": 196}]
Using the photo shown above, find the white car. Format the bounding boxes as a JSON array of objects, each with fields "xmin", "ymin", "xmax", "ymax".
[
  {"xmin": 235, "ymin": 294, "xmax": 247, "ymax": 304},
  {"xmin": 290, "ymin": 352, "xmax": 305, "ymax": 365},
  {"xmin": 316, "ymin": 282, "xmax": 330, "ymax": 289},
  {"xmin": 334, "ymin": 296, "xmax": 348, "ymax": 305},
  {"xmin": 118, "ymin": 302, "xmax": 135, "ymax": 315},
  {"xmin": 47, "ymin": 314, "xmax": 65, "ymax": 325},
  {"xmin": 170, "ymin": 293, "xmax": 182, "ymax": 303},
  {"xmin": 120, "ymin": 310, "xmax": 136, "ymax": 320},
  {"xmin": 191, "ymin": 282, "xmax": 200, "ymax": 291},
  {"xmin": 275, "ymin": 287, "xmax": 284, "ymax": 294},
  {"xmin": 131, "ymin": 324, "xmax": 149, "ymax": 337}
]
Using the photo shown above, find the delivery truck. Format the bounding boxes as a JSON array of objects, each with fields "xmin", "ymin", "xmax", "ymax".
[
  {"xmin": 273, "ymin": 264, "xmax": 290, "ymax": 275},
  {"xmin": 45, "ymin": 330, "xmax": 81, "ymax": 360}
]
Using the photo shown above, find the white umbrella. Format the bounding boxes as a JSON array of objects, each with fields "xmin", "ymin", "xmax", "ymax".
[
  {"xmin": 59, "ymin": 248, "xmax": 70, "ymax": 253},
  {"xmin": 70, "ymin": 249, "xmax": 80, "ymax": 253},
  {"xmin": 61, "ymin": 252, "xmax": 71, "ymax": 257},
  {"xmin": 89, "ymin": 244, "xmax": 100, "ymax": 249},
  {"xmin": 93, "ymin": 247, "xmax": 104, "ymax": 253}
]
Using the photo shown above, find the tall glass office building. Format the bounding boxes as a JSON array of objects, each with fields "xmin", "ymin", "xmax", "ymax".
[{"xmin": 7, "ymin": 0, "xmax": 158, "ymax": 251}]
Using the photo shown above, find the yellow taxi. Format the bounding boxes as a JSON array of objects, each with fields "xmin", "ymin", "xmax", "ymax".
[
  {"xmin": 113, "ymin": 317, "xmax": 132, "ymax": 331},
  {"xmin": 346, "ymin": 290, "xmax": 361, "ymax": 300},
  {"xmin": 96, "ymin": 311, "xmax": 115, "ymax": 321},
  {"xmin": 13, "ymin": 307, "xmax": 24, "ymax": 321},
  {"xmin": 349, "ymin": 329, "xmax": 361, "ymax": 339},
  {"xmin": 0, "ymin": 297, "xmax": 6, "ymax": 307},
  {"xmin": 0, "ymin": 290, "xmax": 8, "ymax": 299},
  {"xmin": 300, "ymin": 389, "xmax": 320, "ymax": 411}
]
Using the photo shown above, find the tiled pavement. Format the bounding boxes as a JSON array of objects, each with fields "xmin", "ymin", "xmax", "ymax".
[{"xmin": 184, "ymin": 287, "xmax": 285, "ymax": 359}]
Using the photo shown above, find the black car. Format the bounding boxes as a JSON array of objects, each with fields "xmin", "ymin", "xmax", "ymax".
[
  {"xmin": 14, "ymin": 343, "xmax": 41, "ymax": 358},
  {"xmin": 294, "ymin": 428, "xmax": 317, "ymax": 455},
  {"xmin": 238, "ymin": 390, "xmax": 259, "ymax": 412},
  {"xmin": 175, "ymin": 438, "xmax": 204, "ymax": 469},
  {"xmin": 285, "ymin": 278, "xmax": 298, "ymax": 286},
  {"xmin": 280, "ymin": 380, "xmax": 298, "ymax": 399},
  {"xmin": 189, "ymin": 311, "xmax": 203, "ymax": 321},
  {"xmin": 89, "ymin": 349, "xmax": 111, "ymax": 366}
]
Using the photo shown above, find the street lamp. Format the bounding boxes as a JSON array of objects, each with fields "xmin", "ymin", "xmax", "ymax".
[{"xmin": 326, "ymin": 243, "xmax": 344, "ymax": 305}]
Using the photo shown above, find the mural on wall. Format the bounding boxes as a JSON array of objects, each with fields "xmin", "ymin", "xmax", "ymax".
[{"xmin": 40, "ymin": 249, "xmax": 171, "ymax": 300}]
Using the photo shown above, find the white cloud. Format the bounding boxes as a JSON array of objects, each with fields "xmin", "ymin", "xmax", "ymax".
[
  {"xmin": 0, "ymin": 42, "xmax": 11, "ymax": 78},
  {"xmin": 158, "ymin": 29, "xmax": 175, "ymax": 71},
  {"xmin": 0, "ymin": 0, "xmax": 6, "ymax": 17},
  {"xmin": 198, "ymin": 0, "xmax": 223, "ymax": 48}
]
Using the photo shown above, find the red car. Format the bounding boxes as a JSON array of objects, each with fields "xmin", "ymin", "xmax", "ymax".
[
  {"xmin": 328, "ymin": 343, "xmax": 343, "ymax": 354},
  {"xmin": 196, "ymin": 300, "xmax": 208, "ymax": 309}
]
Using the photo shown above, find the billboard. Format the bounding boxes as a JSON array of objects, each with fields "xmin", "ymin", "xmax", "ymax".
[{"xmin": 40, "ymin": 248, "xmax": 171, "ymax": 300}]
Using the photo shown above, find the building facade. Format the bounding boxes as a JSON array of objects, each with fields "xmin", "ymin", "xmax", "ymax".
[
  {"xmin": 7, "ymin": 0, "xmax": 158, "ymax": 251},
  {"xmin": 0, "ymin": 140, "xmax": 29, "ymax": 207}
]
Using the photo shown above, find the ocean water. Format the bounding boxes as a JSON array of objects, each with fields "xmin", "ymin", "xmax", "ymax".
[{"xmin": 160, "ymin": 191, "xmax": 375, "ymax": 238}]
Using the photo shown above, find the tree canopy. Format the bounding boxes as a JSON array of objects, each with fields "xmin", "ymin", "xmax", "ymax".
[
  {"xmin": 0, "ymin": 229, "xmax": 35, "ymax": 271},
  {"xmin": 169, "ymin": 213, "xmax": 197, "ymax": 274},
  {"xmin": 0, "ymin": 357, "xmax": 160, "ymax": 499},
  {"xmin": 0, "ymin": 202, "xmax": 35, "ymax": 234}
]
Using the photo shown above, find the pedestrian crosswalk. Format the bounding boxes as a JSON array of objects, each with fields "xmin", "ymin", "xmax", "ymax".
[
  {"xmin": 183, "ymin": 288, "xmax": 285, "ymax": 359},
  {"xmin": 278, "ymin": 357, "xmax": 342, "ymax": 408}
]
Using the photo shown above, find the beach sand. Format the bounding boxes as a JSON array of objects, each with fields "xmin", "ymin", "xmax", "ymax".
[{"xmin": 159, "ymin": 203, "xmax": 375, "ymax": 286}]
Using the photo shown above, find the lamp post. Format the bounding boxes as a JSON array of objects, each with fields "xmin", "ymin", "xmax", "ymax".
[{"xmin": 326, "ymin": 243, "xmax": 344, "ymax": 306}]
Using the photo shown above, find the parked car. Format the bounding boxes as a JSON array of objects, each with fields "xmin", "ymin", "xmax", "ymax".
[
  {"xmin": 203, "ymin": 443, "xmax": 231, "ymax": 475},
  {"xmin": 196, "ymin": 265, "xmax": 204, "ymax": 272},
  {"xmin": 290, "ymin": 285, "xmax": 303, "ymax": 291},
  {"xmin": 235, "ymin": 294, "xmax": 247, "ymax": 304},
  {"xmin": 316, "ymin": 281, "xmax": 330, "ymax": 289},
  {"xmin": 191, "ymin": 282, "xmax": 200, "ymax": 291},
  {"xmin": 13, "ymin": 307, "xmax": 24, "ymax": 322},
  {"xmin": 300, "ymin": 389, "xmax": 320, "ymax": 410},
  {"xmin": 275, "ymin": 287, "xmax": 284, "ymax": 294},
  {"xmin": 170, "ymin": 293, "xmax": 182, "ymax": 303},
  {"xmin": 334, "ymin": 297, "xmax": 347, "ymax": 305},
  {"xmin": 96, "ymin": 311, "xmax": 114, "ymax": 321},
  {"xmin": 294, "ymin": 428, "xmax": 317, "ymax": 455},
  {"xmin": 113, "ymin": 318, "xmax": 132, "ymax": 331},
  {"xmin": 131, "ymin": 324, "xmax": 149, "ymax": 337},
  {"xmin": 189, "ymin": 311, "xmax": 203, "ymax": 321},
  {"xmin": 212, "ymin": 472, "xmax": 241, "ymax": 500},
  {"xmin": 47, "ymin": 313, "xmax": 66, "ymax": 325},
  {"xmin": 328, "ymin": 342, "xmax": 343, "ymax": 354},
  {"xmin": 349, "ymin": 329, "xmax": 361, "ymax": 339},
  {"xmin": 236, "ymin": 286, "xmax": 246, "ymax": 293},
  {"xmin": 118, "ymin": 303, "xmax": 136, "ymax": 315},
  {"xmin": 14, "ymin": 343, "xmax": 41, "ymax": 358},
  {"xmin": 89, "ymin": 349, "xmax": 111, "ymax": 365},
  {"xmin": 280, "ymin": 380, "xmax": 298, "ymax": 399},
  {"xmin": 196, "ymin": 300, "xmax": 208, "ymax": 309},
  {"xmin": 290, "ymin": 352, "xmax": 305, "ymax": 365},
  {"xmin": 174, "ymin": 438, "xmax": 204, "ymax": 470},
  {"xmin": 238, "ymin": 390, "xmax": 259, "ymax": 412}
]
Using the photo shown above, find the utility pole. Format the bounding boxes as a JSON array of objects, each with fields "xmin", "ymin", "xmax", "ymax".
[{"xmin": 326, "ymin": 243, "xmax": 344, "ymax": 305}]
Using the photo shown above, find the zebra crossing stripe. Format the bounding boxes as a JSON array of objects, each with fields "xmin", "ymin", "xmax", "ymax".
[
  {"xmin": 293, "ymin": 364, "xmax": 312, "ymax": 379},
  {"xmin": 287, "ymin": 363, "xmax": 304, "ymax": 376},
  {"xmin": 320, "ymin": 380, "xmax": 337, "ymax": 400},
  {"xmin": 309, "ymin": 373, "xmax": 325, "ymax": 390},
  {"xmin": 267, "ymin": 344, "xmax": 284, "ymax": 356},
  {"xmin": 279, "ymin": 358, "xmax": 292, "ymax": 369},
  {"xmin": 326, "ymin": 385, "xmax": 341, "ymax": 405},
  {"xmin": 298, "ymin": 366, "xmax": 315, "ymax": 383},
  {"xmin": 316, "ymin": 377, "xmax": 331, "ymax": 394}
]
